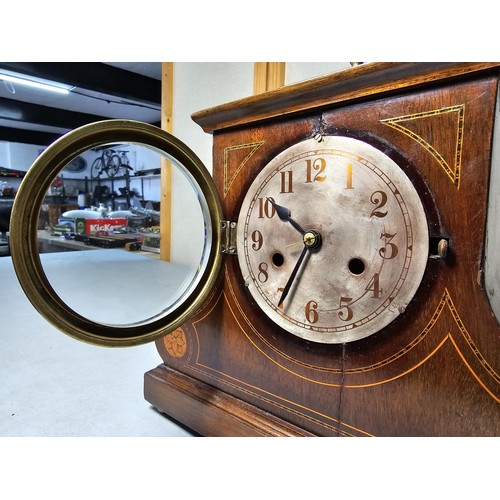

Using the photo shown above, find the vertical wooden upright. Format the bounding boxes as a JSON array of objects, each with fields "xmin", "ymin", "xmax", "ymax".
[
  {"xmin": 160, "ymin": 62, "xmax": 173, "ymax": 261},
  {"xmin": 253, "ymin": 62, "xmax": 285, "ymax": 94}
]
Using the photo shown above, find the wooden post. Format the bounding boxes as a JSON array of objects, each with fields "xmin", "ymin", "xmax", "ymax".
[
  {"xmin": 160, "ymin": 62, "xmax": 173, "ymax": 261},
  {"xmin": 253, "ymin": 62, "xmax": 285, "ymax": 94}
]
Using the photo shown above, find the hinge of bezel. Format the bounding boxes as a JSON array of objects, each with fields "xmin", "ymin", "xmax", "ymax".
[{"xmin": 220, "ymin": 220, "xmax": 237, "ymax": 255}]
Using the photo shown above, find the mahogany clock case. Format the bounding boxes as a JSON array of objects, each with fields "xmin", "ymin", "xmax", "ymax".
[{"xmin": 147, "ymin": 64, "xmax": 500, "ymax": 436}]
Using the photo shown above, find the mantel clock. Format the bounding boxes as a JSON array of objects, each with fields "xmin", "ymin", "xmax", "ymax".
[{"xmin": 10, "ymin": 62, "xmax": 500, "ymax": 436}]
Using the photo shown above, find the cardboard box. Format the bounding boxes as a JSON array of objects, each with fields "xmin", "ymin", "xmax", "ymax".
[
  {"xmin": 75, "ymin": 218, "xmax": 127, "ymax": 235},
  {"xmin": 40, "ymin": 203, "xmax": 78, "ymax": 228}
]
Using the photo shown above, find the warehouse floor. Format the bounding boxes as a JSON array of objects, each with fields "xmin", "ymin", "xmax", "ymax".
[{"xmin": 0, "ymin": 254, "xmax": 196, "ymax": 437}]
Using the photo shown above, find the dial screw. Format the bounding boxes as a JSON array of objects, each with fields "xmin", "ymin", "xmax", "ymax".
[{"xmin": 314, "ymin": 133, "xmax": 323, "ymax": 143}]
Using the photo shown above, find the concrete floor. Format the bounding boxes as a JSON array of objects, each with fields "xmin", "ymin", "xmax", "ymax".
[{"xmin": 0, "ymin": 254, "xmax": 196, "ymax": 437}]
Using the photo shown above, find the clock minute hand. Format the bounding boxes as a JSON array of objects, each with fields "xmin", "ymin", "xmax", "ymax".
[
  {"xmin": 278, "ymin": 244, "xmax": 308, "ymax": 308},
  {"xmin": 278, "ymin": 229, "xmax": 322, "ymax": 308},
  {"xmin": 267, "ymin": 198, "xmax": 306, "ymax": 235}
]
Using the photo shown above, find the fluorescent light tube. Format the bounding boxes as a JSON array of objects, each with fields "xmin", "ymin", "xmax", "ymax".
[{"xmin": 0, "ymin": 72, "xmax": 73, "ymax": 95}]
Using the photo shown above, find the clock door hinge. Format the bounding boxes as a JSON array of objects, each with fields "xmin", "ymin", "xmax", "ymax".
[{"xmin": 220, "ymin": 220, "xmax": 237, "ymax": 255}]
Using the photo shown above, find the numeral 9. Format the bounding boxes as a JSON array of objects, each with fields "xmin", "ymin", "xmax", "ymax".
[{"xmin": 251, "ymin": 230, "xmax": 263, "ymax": 251}]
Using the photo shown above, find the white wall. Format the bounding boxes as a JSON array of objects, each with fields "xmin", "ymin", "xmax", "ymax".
[
  {"xmin": 0, "ymin": 142, "xmax": 10, "ymax": 168},
  {"xmin": 0, "ymin": 141, "xmax": 44, "ymax": 192},
  {"xmin": 170, "ymin": 62, "xmax": 352, "ymax": 171},
  {"xmin": 0, "ymin": 141, "xmax": 43, "ymax": 171},
  {"xmin": 172, "ymin": 62, "xmax": 254, "ymax": 173},
  {"xmin": 285, "ymin": 62, "xmax": 351, "ymax": 85},
  {"xmin": 169, "ymin": 62, "xmax": 254, "ymax": 266}
]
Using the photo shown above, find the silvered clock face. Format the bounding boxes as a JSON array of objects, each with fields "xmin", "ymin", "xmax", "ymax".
[{"xmin": 236, "ymin": 135, "xmax": 429, "ymax": 344}]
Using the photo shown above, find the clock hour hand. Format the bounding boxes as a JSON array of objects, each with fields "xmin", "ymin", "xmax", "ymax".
[{"xmin": 267, "ymin": 198, "xmax": 306, "ymax": 235}]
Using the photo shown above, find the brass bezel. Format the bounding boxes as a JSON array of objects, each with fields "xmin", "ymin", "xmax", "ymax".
[{"xmin": 10, "ymin": 120, "xmax": 224, "ymax": 347}]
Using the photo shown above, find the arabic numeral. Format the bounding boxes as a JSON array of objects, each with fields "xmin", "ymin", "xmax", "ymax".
[
  {"xmin": 379, "ymin": 232, "xmax": 398, "ymax": 259},
  {"xmin": 370, "ymin": 190, "xmax": 388, "ymax": 218},
  {"xmin": 251, "ymin": 230, "xmax": 263, "ymax": 251},
  {"xmin": 305, "ymin": 300, "xmax": 319, "ymax": 324},
  {"xmin": 258, "ymin": 197, "xmax": 276, "ymax": 218},
  {"xmin": 338, "ymin": 297, "xmax": 353, "ymax": 321},
  {"xmin": 280, "ymin": 171, "xmax": 294, "ymax": 193},
  {"xmin": 346, "ymin": 163, "xmax": 353, "ymax": 189},
  {"xmin": 305, "ymin": 158, "xmax": 327, "ymax": 183},
  {"xmin": 258, "ymin": 262, "xmax": 269, "ymax": 283},
  {"xmin": 366, "ymin": 273, "xmax": 382, "ymax": 298}
]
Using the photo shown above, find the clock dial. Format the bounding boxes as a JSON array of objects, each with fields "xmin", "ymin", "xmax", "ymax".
[{"xmin": 236, "ymin": 135, "xmax": 429, "ymax": 343}]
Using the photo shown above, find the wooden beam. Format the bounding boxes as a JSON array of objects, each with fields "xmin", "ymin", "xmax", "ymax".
[
  {"xmin": 253, "ymin": 62, "xmax": 286, "ymax": 94},
  {"xmin": 160, "ymin": 62, "xmax": 173, "ymax": 261}
]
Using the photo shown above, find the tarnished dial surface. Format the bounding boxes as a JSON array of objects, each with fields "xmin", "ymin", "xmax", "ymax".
[{"xmin": 236, "ymin": 136, "xmax": 429, "ymax": 344}]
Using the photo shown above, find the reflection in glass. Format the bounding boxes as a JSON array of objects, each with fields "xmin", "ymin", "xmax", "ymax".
[{"xmin": 36, "ymin": 143, "xmax": 209, "ymax": 327}]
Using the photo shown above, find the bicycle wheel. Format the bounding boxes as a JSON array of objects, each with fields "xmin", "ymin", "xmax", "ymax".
[
  {"xmin": 90, "ymin": 157, "xmax": 105, "ymax": 179},
  {"xmin": 107, "ymin": 154, "xmax": 121, "ymax": 177}
]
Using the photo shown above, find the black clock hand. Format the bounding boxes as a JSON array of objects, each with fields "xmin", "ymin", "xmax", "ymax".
[
  {"xmin": 278, "ymin": 230, "xmax": 321, "ymax": 308},
  {"xmin": 278, "ymin": 244, "xmax": 308, "ymax": 308},
  {"xmin": 267, "ymin": 198, "xmax": 306, "ymax": 235}
]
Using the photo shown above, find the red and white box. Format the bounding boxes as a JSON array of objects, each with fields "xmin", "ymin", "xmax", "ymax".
[{"xmin": 75, "ymin": 218, "xmax": 127, "ymax": 234}]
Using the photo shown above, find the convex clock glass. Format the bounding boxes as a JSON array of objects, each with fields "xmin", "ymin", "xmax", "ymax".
[{"xmin": 10, "ymin": 120, "xmax": 223, "ymax": 347}]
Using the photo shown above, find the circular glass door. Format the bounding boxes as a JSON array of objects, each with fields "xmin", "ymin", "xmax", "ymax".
[{"xmin": 10, "ymin": 120, "xmax": 223, "ymax": 346}]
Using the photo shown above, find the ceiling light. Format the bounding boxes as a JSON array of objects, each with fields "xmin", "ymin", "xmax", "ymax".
[{"xmin": 0, "ymin": 70, "xmax": 73, "ymax": 95}]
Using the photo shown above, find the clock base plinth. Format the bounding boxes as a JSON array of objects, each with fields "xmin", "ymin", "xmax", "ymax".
[{"xmin": 144, "ymin": 364, "xmax": 315, "ymax": 437}]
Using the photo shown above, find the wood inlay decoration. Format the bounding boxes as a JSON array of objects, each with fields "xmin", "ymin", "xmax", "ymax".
[
  {"xmin": 223, "ymin": 142, "xmax": 264, "ymax": 196},
  {"xmin": 163, "ymin": 328, "xmax": 187, "ymax": 358},
  {"xmin": 221, "ymin": 257, "xmax": 500, "ymax": 396},
  {"xmin": 380, "ymin": 105, "xmax": 465, "ymax": 188}
]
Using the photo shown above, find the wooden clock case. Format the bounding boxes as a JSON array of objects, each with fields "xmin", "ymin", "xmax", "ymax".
[{"xmin": 144, "ymin": 62, "xmax": 500, "ymax": 436}]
